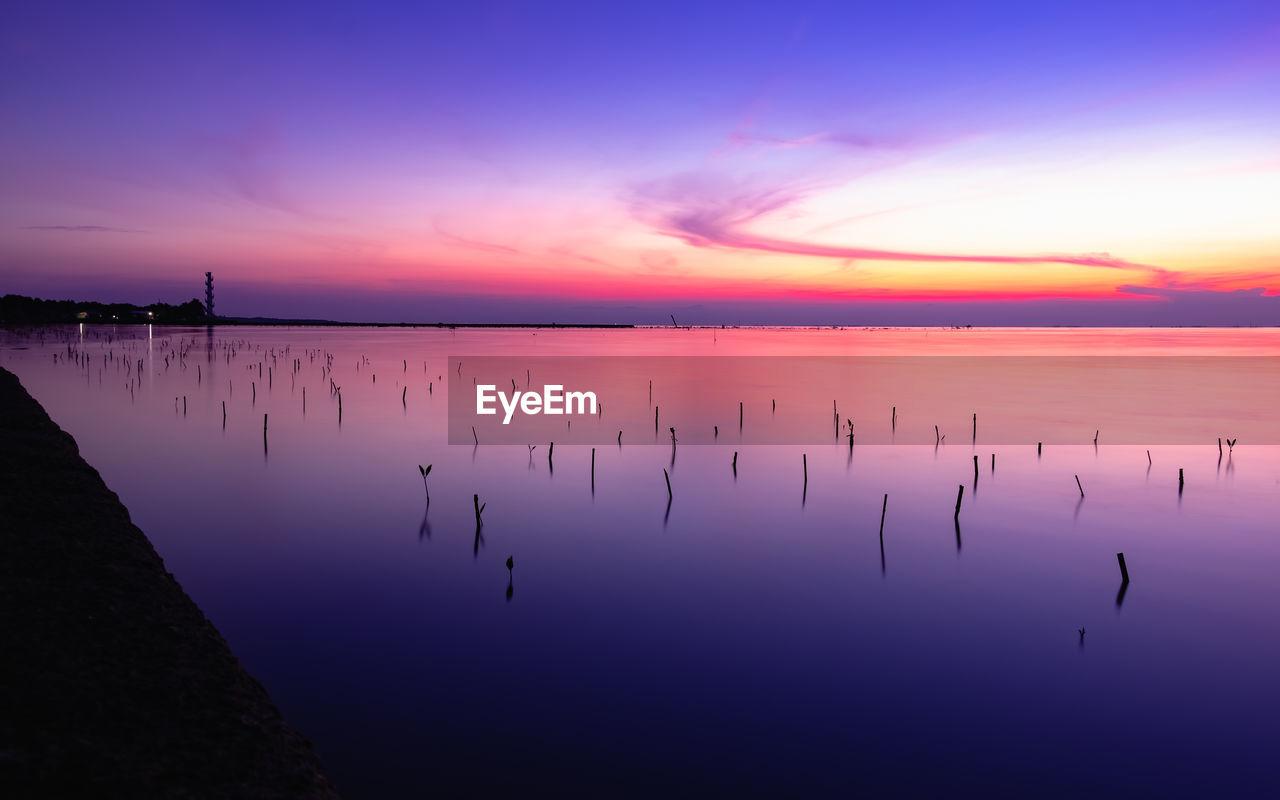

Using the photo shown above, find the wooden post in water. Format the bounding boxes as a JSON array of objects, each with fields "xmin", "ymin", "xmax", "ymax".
[
  {"xmin": 474, "ymin": 494, "xmax": 483, "ymax": 527},
  {"xmin": 548, "ymin": 441, "xmax": 554, "ymax": 466},
  {"xmin": 655, "ymin": 406, "xmax": 659, "ymax": 433},
  {"xmin": 1075, "ymin": 475, "xmax": 1084, "ymax": 497},
  {"xmin": 973, "ymin": 454, "xmax": 979, "ymax": 484},
  {"xmin": 803, "ymin": 454, "xmax": 808, "ymax": 489},
  {"xmin": 991, "ymin": 453, "xmax": 995, "ymax": 472},
  {"xmin": 732, "ymin": 451, "xmax": 738, "ymax": 474},
  {"xmin": 1179, "ymin": 468, "xmax": 1184, "ymax": 493},
  {"xmin": 972, "ymin": 413, "xmax": 976, "ymax": 443},
  {"xmin": 1116, "ymin": 552, "xmax": 1130, "ymax": 584},
  {"xmin": 402, "ymin": 386, "xmax": 407, "ymax": 406},
  {"xmin": 1037, "ymin": 442, "xmax": 1042, "ymax": 456},
  {"xmin": 879, "ymin": 493, "xmax": 888, "ymax": 537},
  {"xmin": 739, "ymin": 401, "xmax": 743, "ymax": 429},
  {"xmin": 892, "ymin": 406, "xmax": 896, "ymax": 430},
  {"xmin": 222, "ymin": 400, "xmax": 226, "ymax": 425},
  {"xmin": 954, "ymin": 484, "xmax": 964, "ymax": 518},
  {"xmin": 591, "ymin": 447, "xmax": 595, "ymax": 490},
  {"xmin": 935, "ymin": 425, "xmax": 940, "ymax": 445},
  {"xmin": 663, "ymin": 468, "xmax": 672, "ymax": 502}
]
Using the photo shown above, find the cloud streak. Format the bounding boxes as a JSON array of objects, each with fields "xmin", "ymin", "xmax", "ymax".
[
  {"xmin": 433, "ymin": 222, "xmax": 521, "ymax": 255},
  {"xmin": 633, "ymin": 179, "xmax": 1172, "ymax": 278},
  {"xmin": 23, "ymin": 225, "xmax": 140, "ymax": 233}
]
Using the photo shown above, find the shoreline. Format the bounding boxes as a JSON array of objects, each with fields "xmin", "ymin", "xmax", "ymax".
[{"xmin": 0, "ymin": 366, "xmax": 339, "ymax": 797}]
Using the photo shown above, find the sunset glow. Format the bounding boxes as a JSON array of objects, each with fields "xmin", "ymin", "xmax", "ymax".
[{"xmin": 3, "ymin": 1, "xmax": 1279, "ymax": 323}]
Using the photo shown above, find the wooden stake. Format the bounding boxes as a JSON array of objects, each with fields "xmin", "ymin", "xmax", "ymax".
[
  {"xmin": 954, "ymin": 484, "xmax": 964, "ymax": 518},
  {"xmin": 663, "ymin": 468, "xmax": 672, "ymax": 501},
  {"xmin": 1075, "ymin": 474, "xmax": 1084, "ymax": 497},
  {"xmin": 879, "ymin": 493, "xmax": 888, "ymax": 537},
  {"xmin": 1116, "ymin": 552, "xmax": 1130, "ymax": 584}
]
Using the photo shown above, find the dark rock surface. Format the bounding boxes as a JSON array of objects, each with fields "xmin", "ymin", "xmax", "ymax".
[{"xmin": 0, "ymin": 366, "xmax": 339, "ymax": 798}]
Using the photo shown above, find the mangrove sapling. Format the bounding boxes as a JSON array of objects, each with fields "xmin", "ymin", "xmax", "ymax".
[{"xmin": 418, "ymin": 464, "xmax": 432, "ymax": 498}]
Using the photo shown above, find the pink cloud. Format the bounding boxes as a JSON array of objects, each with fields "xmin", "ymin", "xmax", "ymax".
[{"xmin": 632, "ymin": 177, "xmax": 1174, "ymax": 278}]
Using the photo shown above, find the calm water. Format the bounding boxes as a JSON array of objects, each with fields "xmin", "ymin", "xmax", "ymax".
[{"xmin": 3, "ymin": 326, "xmax": 1279, "ymax": 797}]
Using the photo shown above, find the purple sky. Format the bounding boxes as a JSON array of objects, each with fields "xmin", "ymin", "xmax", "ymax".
[{"xmin": 2, "ymin": 1, "xmax": 1279, "ymax": 324}]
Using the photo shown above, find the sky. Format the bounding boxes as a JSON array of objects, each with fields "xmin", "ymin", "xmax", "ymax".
[{"xmin": 2, "ymin": 0, "xmax": 1279, "ymax": 325}]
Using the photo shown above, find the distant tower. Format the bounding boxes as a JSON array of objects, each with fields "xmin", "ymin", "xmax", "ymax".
[{"xmin": 204, "ymin": 272, "xmax": 215, "ymax": 319}]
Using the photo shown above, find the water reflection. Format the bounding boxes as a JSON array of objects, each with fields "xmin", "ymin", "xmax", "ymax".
[{"xmin": 3, "ymin": 325, "xmax": 1280, "ymax": 797}]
